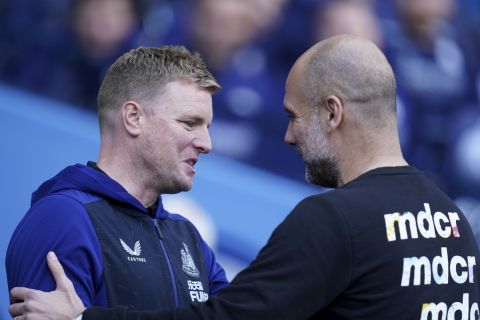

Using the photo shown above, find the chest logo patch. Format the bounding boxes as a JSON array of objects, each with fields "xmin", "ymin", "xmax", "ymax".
[
  {"xmin": 181, "ymin": 243, "xmax": 200, "ymax": 277},
  {"xmin": 120, "ymin": 239, "xmax": 146, "ymax": 262},
  {"xmin": 120, "ymin": 239, "xmax": 142, "ymax": 256}
]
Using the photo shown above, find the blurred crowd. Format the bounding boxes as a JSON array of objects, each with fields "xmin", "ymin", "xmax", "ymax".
[{"xmin": 1, "ymin": 0, "xmax": 480, "ymax": 239}]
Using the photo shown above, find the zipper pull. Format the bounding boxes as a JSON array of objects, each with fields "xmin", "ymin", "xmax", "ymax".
[{"xmin": 153, "ymin": 219, "xmax": 164, "ymax": 239}]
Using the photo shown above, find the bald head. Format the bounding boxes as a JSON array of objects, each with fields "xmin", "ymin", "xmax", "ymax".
[
  {"xmin": 284, "ymin": 35, "xmax": 405, "ymax": 187},
  {"xmin": 298, "ymin": 35, "xmax": 397, "ymax": 128}
]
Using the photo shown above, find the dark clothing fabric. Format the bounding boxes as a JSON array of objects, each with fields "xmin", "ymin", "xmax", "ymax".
[
  {"xmin": 85, "ymin": 198, "xmax": 214, "ymax": 309},
  {"xmin": 6, "ymin": 163, "xmax": 227, "ymax": 310},
  {"xmin": 83, "ymin": 166, "xmax": 480, "ymax": 319}
]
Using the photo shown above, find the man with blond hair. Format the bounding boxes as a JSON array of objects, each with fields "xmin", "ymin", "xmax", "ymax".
[{"xmin": 7, "ymin": 46, "xmax": 228, "ymax": 311}]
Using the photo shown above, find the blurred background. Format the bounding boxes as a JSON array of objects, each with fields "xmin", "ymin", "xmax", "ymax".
[{"xmin": 1, "ymin": 0, "xmax": 480, "ymax": 317}]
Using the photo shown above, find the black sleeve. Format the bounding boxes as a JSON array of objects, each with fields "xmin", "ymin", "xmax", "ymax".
[{"xmin": 83, "ymin": 196, "xmax": 353, "ymax": 320}]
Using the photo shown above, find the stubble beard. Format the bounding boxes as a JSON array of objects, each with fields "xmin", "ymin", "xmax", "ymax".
[
  {"xmin": 155, "ymin": 164, "xmax": 193, "ymax": 194},
  {"xmin": 300, "ymin": 120, "xmax": 340, "ymax": 189},
  {"xmin": 140, "ymin": 139, "xmax": 192, "ymax": 195}
]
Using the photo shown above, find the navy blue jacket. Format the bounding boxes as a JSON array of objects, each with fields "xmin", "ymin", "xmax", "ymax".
[{"xmin": 6, "ymin": 163, "xmax": 228, "ymax": 309}]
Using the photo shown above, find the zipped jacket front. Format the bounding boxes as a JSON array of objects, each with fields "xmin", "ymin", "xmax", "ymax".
[{"xmin": 6, "ymin": 163, "xmax": 228, "ymax": 309}]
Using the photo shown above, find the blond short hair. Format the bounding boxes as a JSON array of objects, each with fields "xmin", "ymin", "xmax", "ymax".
[{"xmin": 97, "ymin": 46, "xmax": 220, "ymax": 129}]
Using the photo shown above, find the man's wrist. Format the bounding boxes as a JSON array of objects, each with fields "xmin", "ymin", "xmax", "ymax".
[{"xmin": 74, "ymin": 311, "xmax": 83, "ymax": 320}]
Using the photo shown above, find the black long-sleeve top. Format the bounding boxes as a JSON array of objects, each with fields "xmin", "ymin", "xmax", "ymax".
[{"xmin": 84, "ymin": 166, "xmax": 480, "ymax": 320}]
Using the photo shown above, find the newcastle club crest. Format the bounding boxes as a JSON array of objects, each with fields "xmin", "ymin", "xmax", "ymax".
[{"xmin": 181, "ymin": 243, "xmax": 200, "ymax": 277}]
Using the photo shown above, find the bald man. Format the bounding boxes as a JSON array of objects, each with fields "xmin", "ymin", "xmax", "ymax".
[{"xmin": 10, "ymin": 35, "xmax": 480, "ymax": 320}]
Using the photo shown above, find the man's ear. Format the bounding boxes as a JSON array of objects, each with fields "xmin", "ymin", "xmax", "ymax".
[
  {"xmin": 324, "ymin": 95, "xmax": 343, "ymax": 131},
  {"xmin": 122, "ymin": 101, "xmax": 143, "ymax": 136}
]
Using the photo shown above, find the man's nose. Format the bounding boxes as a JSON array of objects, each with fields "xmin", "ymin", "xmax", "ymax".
[
  {"xmin": 284, "ymin": 123, "xmax": 295, "ymax": 146},
  {"xmin": 193, "ymin": 129, "xmax": 212, "ymax": 153}
]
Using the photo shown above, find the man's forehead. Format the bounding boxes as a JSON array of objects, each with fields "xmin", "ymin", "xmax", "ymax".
[
  {"xmin": 287, "ymin": 54, "xmax": 309, "ymax": 87},
  {"xmin": 286, "ymin": 62, "xmax": 309, "ymax": 95}
]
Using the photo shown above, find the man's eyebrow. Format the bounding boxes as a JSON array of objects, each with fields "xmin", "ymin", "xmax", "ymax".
[
  {"xmin": 180, "ymin": 114, "xmax": 204, "ymax": 121},
  {"xmin": 180, "ymin": 115, "xmax": 212, "ymax": 126}
]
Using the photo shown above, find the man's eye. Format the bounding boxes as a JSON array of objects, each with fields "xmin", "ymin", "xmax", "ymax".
[{"xmin": 182, "ymin": 121, "xmax": 195, "ymax": 127}]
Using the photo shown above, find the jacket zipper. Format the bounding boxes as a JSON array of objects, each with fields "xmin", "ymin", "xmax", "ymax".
[{"xmin": 153, "ymin": 218, "xmax": 179, "ymax": 306}]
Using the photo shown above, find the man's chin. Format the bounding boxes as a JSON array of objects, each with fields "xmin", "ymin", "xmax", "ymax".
[
  {"xmin": 162, "ymin": 179, "xmax": 193, "ymax": 194},
  {"xmin": 305, "ymin": 170, "xmax": 337, "ymax": 189},
  {"xmin": 180, "ymin": 178, "xmax": 193, "ymax": 192},
  {"xmin": 177, "ymin": 181, "xmax": 193, "ymax": 193}
]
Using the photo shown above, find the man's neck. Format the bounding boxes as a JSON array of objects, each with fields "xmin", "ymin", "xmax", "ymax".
[
  {"xmin": 337, "ymin": 137, "xmax": 407, "ymax": 187},
  {"xmin": 340, "ymin": 156, "xmax": 408, "ymax": 187},
  {"xmin": 96, "ymin": 158, "xmax": 159, "ymax": 208},
  {"xmin": 336, "ymin": 124, "xmax": 409, "ymax": 186}
]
